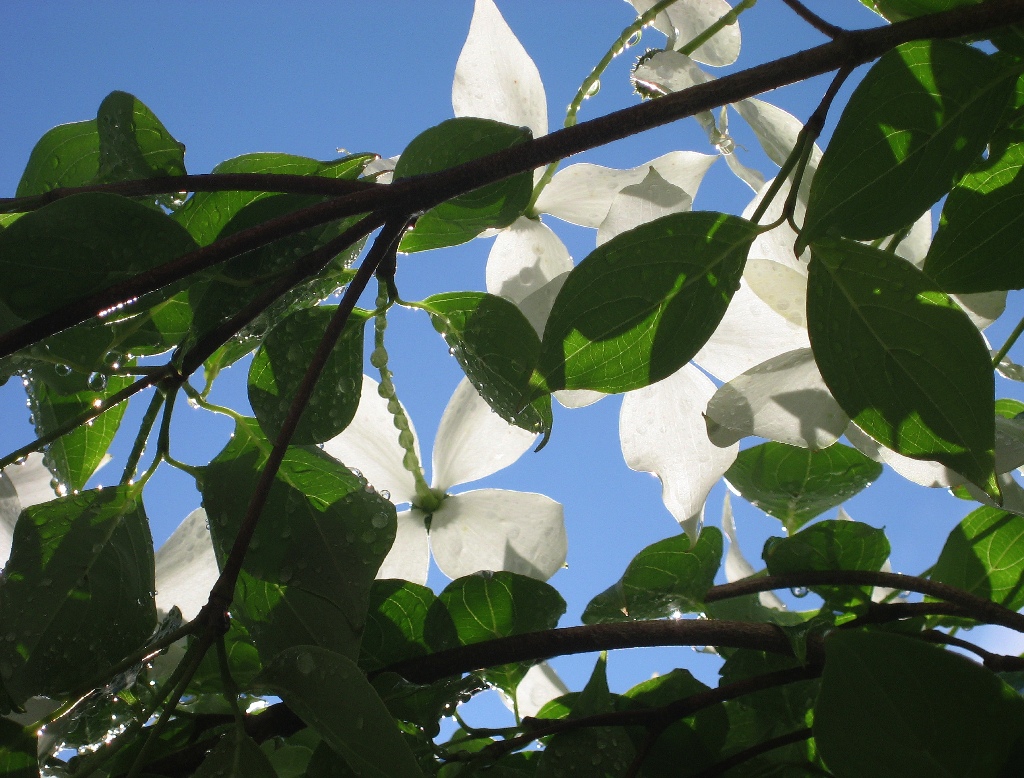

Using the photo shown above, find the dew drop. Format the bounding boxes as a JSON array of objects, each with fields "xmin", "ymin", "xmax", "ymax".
[
  {"xmin": 54, "ymin": 364, "xmax": 72, "ymax": 377},
  {"xmin": 790, "ymin": 586, "xmax": 809, "ymax": 598},
  {"xmin": 585, "ymin": 79, "xmax": 601, "ymax": 98}
]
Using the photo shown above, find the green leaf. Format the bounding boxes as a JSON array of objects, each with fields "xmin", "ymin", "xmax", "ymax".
[
  {"xmin": 815, "ymin": 629, "xmax": 1024, "ymax": 777},
  {"xmin": 203, "ymin": 419, "xmax": 396, "ymax": 661},
  {"xmin": 860, "ymin": 0, "xmax": 981, "ymax": 23},
  {"xmin": 248, "ymin": 306, "xmax": 368, "ymax": 445},
  {"xmin": 925, "ymin": 133, "xmax": 1024, "ymax": 292},
  {"xmin": 427, "ymin": 572, "xmax": 565, "ymax": 697},
  {"xmin": 720, "ymin": 650, "xmax": 818, "ymax": 732},
  {"xmin": 359, "ymin": 579, "xmax": 440, "ymax": 673},
  {"xmin": 371, "ymin": 672, "xmax": 487, "ymax": 734},
  {"xmin": 17, "ymin": 91, "xmax": 186, "ymax": 206},
  {"xmin": 421, "ymin": 292, "xmax": 548, "ymax": 435},
  {"xmin": 724, "ymin": 442, "xmax": 882, "ymax": 534},
  {"xmin": 189, "ymin": 619, "xmax": 262, "ymax": 695},
  {"xmin": 95, "ymin": 91, "xmax": 186, "ymax": 189},
  {"xmin": 193, "ymin": 729, "xmax": 277, "ymax": 778},
  {"xmin": 0, "ymin": 719, "xmax": 37, "ymax": 778},
  {"xmin": 537, "ymin": 212, "xmax": 756, "ymax": 393},
  {"xmin": 762, "ymin": 520, "xmax": 890, "ymax": 607},
  {"xmin": 800, "ymin": 41, "xmax": 1016, "ymax": 248},
  {"xmin": 258, "ymin": 645, "xmax": 426, "ymax": 778},
  {"xmin": 394, "ymin": 118, "xmax": 532, "ymax": 252},
  {"xmin": 807, "ymin": 239, "xmax": 997, "ymax": 497},
  {"xmin": 996, "ymin": 398, "xmax": 1024, "ymax": 419},
  {"xmin": 0, "ymin": 192, "xmax": 198, "ymax": 324},
  {"xmin": 26, "ymin": 371, "xmax": 133, "ymax": 491},
  {"xmin": 624, "ymin": 669, "xmax": 727, "ymax": 776},
  {"xmin": 0, "ymin": 487, "xmax": 155, "ymax": 705},
  {"xmin": 582, "ymin": 527, "xmax": 723, "ymax": 624},
  {"xmin": 536, "ymin": 655, "xmax": 635, "ymax": 777},
  {"xmin": 306, "ymin": 740, "xmax": 359, "ymax": 777},
  {"xmin": 17, "ymin": 119, "xmax": 100, "ymax": 197},
  {"xmin": 931, "ymin": 506, "xmax": 1024, "ymax": 610},
  {"xmin": 173, "ymin": 152, "xmax": 372, "ymax": 247}
]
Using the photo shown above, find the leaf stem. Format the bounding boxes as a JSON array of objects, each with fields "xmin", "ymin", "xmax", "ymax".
[
  {"xmin": 371, "ymin": 279, "xmax": 433, "ymax": 504},
  {"xmin": 779, "ymin": 0, "xmax": 845, "ymax": 39},
  {"xmin": 121, "ymin": 388, "xmax": 165, "ymax": 484},
  {"xmin": 992, "ymin": 311, "xmax": 1024, "ymax": 368},
  {"xmin": 691, "ymin": 727, "xmax": 814, "ymax": 778}
]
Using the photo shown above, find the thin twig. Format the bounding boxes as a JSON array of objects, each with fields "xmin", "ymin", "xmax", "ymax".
[
  {"xmin": 780, "ymin": 0, "xmax": 846, "ymax": 39},
  {"xmin": 692, "ymin": 727, "xmax": 815, "ymax": 777},
  {"xmin": 3, "ymin": 0, "xmax": 1021, "ymax": 361}
]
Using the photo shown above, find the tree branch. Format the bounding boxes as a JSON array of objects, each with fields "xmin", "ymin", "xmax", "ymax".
[
  {"xmin": 2, "ymin": 0, "xmax": 1021, "ymax": 360},
  {"xmin": 692, "ymin": 727, "xmax": 815, "ymax": 778},
  {"xmin": 705, "ymin": 570, "xmax": 1024, "ymax": 633},
  {"xmin": 381, "ymin": 619, "xmax": 805, "ymax": 685},
  {"xmin": 780, "ymin": 0, "xmax": 845, "ymax": 39},
  {"xmin": 0, "ymin": 172, "xmax": 379, "ymax": 213}
]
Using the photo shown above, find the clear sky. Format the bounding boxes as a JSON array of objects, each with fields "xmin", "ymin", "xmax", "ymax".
[{"xmin": 3, "ymin": 1, "xmax": 1022, "ymax": 714}]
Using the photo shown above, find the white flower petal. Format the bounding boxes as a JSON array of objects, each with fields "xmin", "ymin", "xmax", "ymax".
[
  {"xmin": 377, "ymin": 509, "xmax": 430, "ymax": 585},
  {"xmin": 734, "ymin": 99, "xmax": 822, "ymax": 181},
  {"xmin": 706, "ymin": 348, "xmax": 848, "ymax": 449},
  {"xmin": 518, "ymin": 272, "xmax": 569, "ymax": 335},
  {"xmin": 486, "ymin": 217, "xmax": 573, "ymax": 306},
  {"xmin": 723, "ymin": 150, "xmax": 765, "ymax": 192},
  {"xmin": 5, "ymin": 452, "xmax": 58, "ymax": 510},
  {"xmin": 895, "ymin": 211, "xmax": 932, "ymax": 268},
  {"xmin": 0, "ymin": 475, "xmax": 20, "ymax": 568},
  {"xmin": 154, "ymin": 508, "xmax": 219, "ymax": 621},
  {"xmin": 554, "ymin": 389, "xmax": 606, "ymax": 409},
  {"xmin": 536, "ymin": 151, "xmax": 716, "ymax": 228},
  {"xmin": 430, "ymin": 489, "xmax": 566, "ymax": 580},
  {"xmin": 844, "ymin": 423, "xmax": 965, "ymax": 488},
  {"xmin": 452, "ymin": 0, "xmax": 547, "ymax": 139},
  {"xmin": 596, "ymin": 168, "xmax": 692, "ymax": 246},
  {"xmin": 323, "ymin": 375, "xmax": 419, "ymax": 505},
  {"xmin": 957, "ymin": 291, "xmax": 1007, "ymax": 332},
  {"xmin": 743, "ymin": 259, "xmax": 807, "ymax": 328},
  {"xmin": 509, "ymin": 661, "xmax": 569, "ymax": 717},
  {"xmin": 721, "ymin": 493, "xmax": 786, "ymax": 609},
  {"xmin": 620, "ymin": 364, "xmax": 737, "ymax": 541},
  {"xmin": 742, "ymin": 178, "xmax": 808, "ymax": 273},
  {"xmin": 628, "ymin": 0, "xmax": 740, "ymax": 66},
  {"xmin": 432, "ymin": 378, "xmax": 537, "ymax": 492},
  {"xmin": 693, "ymin": 280, "xmax": 809, "ymax": 382},
  {"xmin": 362, "ymin": 155, "xmax": 398, "ymax": 185}
]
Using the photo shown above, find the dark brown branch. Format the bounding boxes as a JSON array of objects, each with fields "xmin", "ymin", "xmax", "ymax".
[
  {"xmin": 0, "ymin": 173, "xmax": 379, "ymax": 213},
  {"xmin": 705, "ymin": 570, "xmax": 1024, "ymax": 633},
  {"xmin": 692, "ymin": 727, "xmax": 815, "ymax": 778},
  {"xmin": 918, "ymin": 629, "xmax": 1024, "ymax": 672},
  {"xmin": 780, "ymin": 0, "xmax": 845, "ymax": 39},
  {"xmin": 382, "ymin": 619, "xmax": 806, "ymax": 685},
  {"xmin": 2, "ymin": 0, "xmax": 1021, "ymax": 361}
]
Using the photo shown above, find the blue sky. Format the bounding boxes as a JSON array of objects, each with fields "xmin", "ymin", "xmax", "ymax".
[{"xmin": 4, "ymin": 1, "xmax": 1022, "ymax": 710}]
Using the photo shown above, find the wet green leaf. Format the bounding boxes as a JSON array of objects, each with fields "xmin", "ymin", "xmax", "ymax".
[
  {"xmin": 583, "ymin": 527, "xmax": 722, "ymax": 623},
  {"xmin": 807, "ymin": 239, "xmax": 997, "ymax": 497},
  {"xmin": 258, "ymin": 645, "xmax": 426, "ymax": 778},
  {"xmin": 0, "ymin": 193, "xmax": 198, "ymax": 324},
  {"xmin": 248, "ymin": 306, "xmax": 368, "ymax": 445},
  {"xmin": 359, "ymin": 579, "xmax": 440, "ymax": 674},
  {"xmin": 0, "ymin": 719, "xmax": 37, "ymax": 778},
  {"xmin": 538, "ymin": 212, "xmax": 755, "ymax": 393},
  {"xmin": 193, "ymin": 729, "xmax": 277, "ymax": 778},
  {"xmin": 203, "ymin": 419, "xmax": 396, "ymax": 661},
  {"xmin": 421, "ymin": 292, "xmax": 548, "ymax": 436},
  {"xmin": 0, "ymin": 487, "xmax": 155, "ymax": 705},
  {"xmin": 724, "ymin": 442, "xmax": 882, "ymax": 534},
  {"xmin": 394, "ymin": 118, "xmax": 532, "ymax": 252}
]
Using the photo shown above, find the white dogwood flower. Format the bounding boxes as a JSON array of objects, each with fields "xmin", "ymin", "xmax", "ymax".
[{"xmin": 324, "ymin": 375, "xmax": 566, "ymax": 586}]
